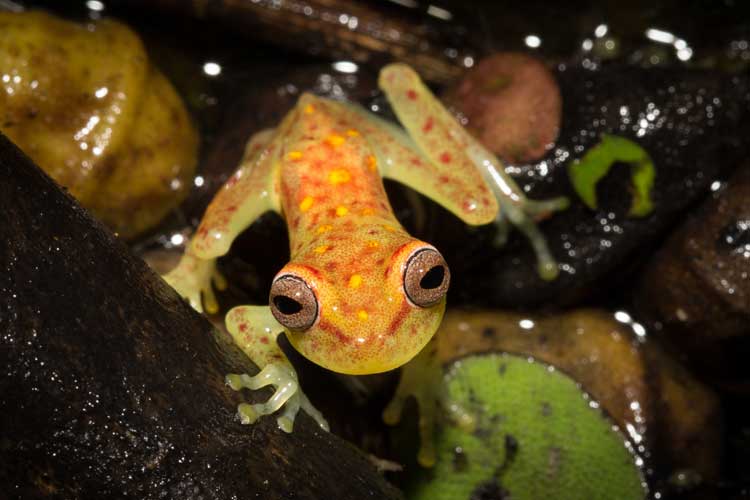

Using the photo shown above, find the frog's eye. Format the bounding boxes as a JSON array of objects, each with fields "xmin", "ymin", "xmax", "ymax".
[
  {"xmin": 403, "ymin": 248, "xmax": 450, "ymax": 307},
  {"xmin": 270, "ymin": 275, "xmax": 319, "ymax": 331}
]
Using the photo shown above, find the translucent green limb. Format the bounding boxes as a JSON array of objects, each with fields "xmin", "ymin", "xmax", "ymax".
[
  {"xmin": 383, "ymin": 337, "xmax": 474, "ymax": 467},
  {"xmin": 378, "ymin": 63, "xmax": 569, "ymax": 280},
  {"xmin": 225, "ymin": 305, "xmax": 329, "ymax": 433},
  {"xmin": 163, "ymin": 128, "xmax": 278, "ymax": 313}
]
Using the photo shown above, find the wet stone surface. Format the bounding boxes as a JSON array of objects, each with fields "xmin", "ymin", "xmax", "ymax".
[{"xmin": 634, "ymin": 165, "xmax": 750, "ymax": 391}]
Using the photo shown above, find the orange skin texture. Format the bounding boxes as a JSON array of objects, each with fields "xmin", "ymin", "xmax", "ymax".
[
  {"xmin": 276, "ymin": 97, "xmax": 446, "ymax": 374},
  {"xmin": 195, "ymin": 95, "xmax": 447, "ymax": 375}
]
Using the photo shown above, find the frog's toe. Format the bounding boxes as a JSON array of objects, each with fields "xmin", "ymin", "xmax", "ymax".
[
  {"xmin": 500, "ymin": 196, "xmax": 567, "ymax": 281},
  {"xmin": 212, "ymin": 267, "xmax": 228, "ymax": 291},
  {"xmin": 164, "ymin": 271, "xmax": 205, "ymax": 313},
  {"xmin": 237, "ymin": 402, "xmax": 260, "ymax": 425},
  {"xmin": 163, "ymin": 255, "xmax": 223, "ymax": 313},
  {"xmin": 382, "ymin": 393, "xmax": 406, "ymax": 426},
  {"xmin": 525, "ymin": 195, "xmax": 570, "ymax": 219},
  {"xmin": 277, "ymin": 390, "xmax": 329, "ymax": 432}
]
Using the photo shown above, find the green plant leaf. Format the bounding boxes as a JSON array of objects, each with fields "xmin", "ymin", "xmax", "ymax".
[
  {"xmin": 568, "ymin": 134, "xmax": 655, "ymax": 217},
  {"xmin": 407, "ymin": 353, "xmax": 647, "ymax": 500}
]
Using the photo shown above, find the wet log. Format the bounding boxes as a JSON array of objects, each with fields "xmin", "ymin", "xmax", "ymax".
[
  {"xmin": 0, "ymin": 131, "xmax": 402, "ymax": 499},
  {"xmin": 108, "ymin": 0, "xmax": 476, "ymax": 85}
]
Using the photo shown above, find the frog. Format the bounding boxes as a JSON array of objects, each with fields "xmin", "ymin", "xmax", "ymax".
[{"xmin": 164, "ymin": 63, "xmax": 568, "ymax": 466}]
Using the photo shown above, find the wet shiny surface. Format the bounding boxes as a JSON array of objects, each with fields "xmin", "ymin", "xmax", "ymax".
[{"xmin": 4, "ymin": 0, "xmax": 750, "ymax": 498}]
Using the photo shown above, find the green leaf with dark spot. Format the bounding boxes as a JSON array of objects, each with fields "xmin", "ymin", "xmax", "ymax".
[
  {"xmin": 568, "ymin": 134, "xmax": 655, "ymax": 217},
  {"xmin": 407, "ymin": 354, "xmax": 647, "ymax": 500}
]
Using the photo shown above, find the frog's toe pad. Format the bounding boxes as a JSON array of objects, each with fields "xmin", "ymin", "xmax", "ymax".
[
  {"xmin": 163, "ymin": 257, "xmax": 224, "ymax": 313},
  {"xmin": 237, "ymin": 402, "xmax": 260, "ymax": 425}
]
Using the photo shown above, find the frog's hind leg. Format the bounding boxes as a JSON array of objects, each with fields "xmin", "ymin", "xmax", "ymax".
[
  {"xmin": 383, "ymin": 337, "xmax": 473, "ymax": 467},
  {"xmin": 163, "ymin": 128, "xmax": 281, "ymax": 313},
  {"xmin": 225, "ymin": 305, "xmax": 329, "ymax": 433},
  {"xmin": 378, "ymin": 63, "xmax": 569, "ymax": 280}
]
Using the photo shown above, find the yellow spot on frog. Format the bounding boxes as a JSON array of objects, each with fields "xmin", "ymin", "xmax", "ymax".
[
  {"xmin": 346, "ymin": 129, "xmax": 360, "ymax": 137},
  {"xmin": 335, "ymin": 206, "xmax": 349, "ymax": 217},
  {"xmin": 357, "ymin": 310, "xmax": 369, "ymax": 321},
  {"xmin": 317, "ymin": 224, "xmax": 333, "ymax": 234},
  {"xmin": 348, "ymin": 274, "xmax": 363, "ymax": 288},
  {"xmin": 288, "ymin": 151, "xmax": 303, "ymax": 161},
  {"xmin": 325, "ymin": 134, "xmax": 345, "ymax": 147},
  {"xmin": 366, "ymin": 155, "xmax": 378, "ymax": 172},
  {"xmin": 361, "ymin": 207, "xmax": 375, "ymax": 216},
  {"xmin": 299, "ymin": 196, "xmax": 314, "ymax": 212},
  {"xmin": 304, "ymin": 104, "xmax": 315, "ymax": 114},
  {"xmin": 383, "ymin": 224, "xmax": 396, "ymax": 232},
  {"xmin": 366, "ymin": 240, "xmax": 379, "ymax": 248},
  {"xmin": 328, "ymin": 169, "xmax": 351, "ymax": 185},
  {"xmin": 314, "ymin": 245, "xmax": 329, "ymax": 254}
]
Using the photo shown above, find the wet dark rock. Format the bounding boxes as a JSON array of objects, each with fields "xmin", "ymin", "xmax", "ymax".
[
  {"xmin": 634, "ymin": 166, "xmax": 750, "ymax": 392},
  {"xmin": 0, "ymin": 132, "xmax": 401, "ymax": 499},
  {"xmin": 430, "ymin": 64, "xmax": 750, "ymax": 308}
]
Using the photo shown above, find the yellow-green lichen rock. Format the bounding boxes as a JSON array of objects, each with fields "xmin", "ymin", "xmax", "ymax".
[
  {"xmin": 0, "ymin": 10, "xmax": 198, "ymax": 238},
  {"xmin": 408, "ymin": 353, "xmax": 646, "ymax": 500}
]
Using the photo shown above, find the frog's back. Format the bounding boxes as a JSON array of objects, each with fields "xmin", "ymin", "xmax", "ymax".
[{"xmin": 278, "ymin": 94, "xmax": 399, "ymax": 256}]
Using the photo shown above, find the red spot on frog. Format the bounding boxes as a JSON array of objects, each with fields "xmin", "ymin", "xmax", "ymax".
[
  {"xmin": 239, "ymin": 323, "xmax": 248, "ymax": 333},
  {"xmin": 260, "ymin": 337, "xmax": 269, "ymax": 344},
  {"xmin": 386, "ymin": 301, "xmax": 411, "ymax": 337},
  {"xmin": 438, "ymin": 175, "xmax": 450, "ymax": 184},
  {"xmin": 439, "ymin": 152, "xmax": 452, "ymax": 164},
  {"xmin": 422, "ymin": 117, "xmax": 434, "ymax": 133},
  {"xmin": 407, "ymin": 89, "xmax": 418, "ymax": 100}
]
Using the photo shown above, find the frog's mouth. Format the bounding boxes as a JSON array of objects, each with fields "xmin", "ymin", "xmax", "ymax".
[{"xmin": 286, "ymin": 298, "xmax": 446, "ymax": 376}]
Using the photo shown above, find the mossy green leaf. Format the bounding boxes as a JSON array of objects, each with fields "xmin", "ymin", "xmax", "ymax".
[
  {"xmin": 568, "ymin": 134, "xmax": 655, "ymax": 217},
  {"xmin": 407, "ymin": 354, "xmax": 646, "ymax": 500}
]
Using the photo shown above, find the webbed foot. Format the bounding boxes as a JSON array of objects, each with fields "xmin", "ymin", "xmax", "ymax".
[
  {"xmin": 227, "ymin": 363, "xmax": 329, "ymax": 433},
  {"xmin": 163, "ymin": 252, "xmax": 227, "ymax": 313}
]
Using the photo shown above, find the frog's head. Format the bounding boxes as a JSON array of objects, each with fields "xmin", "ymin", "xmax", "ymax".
[{"xmin": 268, "ymin": 237, "xmax": 449, "ymax": 375}]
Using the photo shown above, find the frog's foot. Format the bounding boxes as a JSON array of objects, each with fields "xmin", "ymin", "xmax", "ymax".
[
  {"xmin": 495, "ymin": 193, "xmax": 570, "ymax": 281},
  {"xmin": 163, "ymin": 252, "xmax": 227, "ymax": 314},
  {"xmin": 226, "ymin": 363, "xmax": 329, "ymax": 433}
]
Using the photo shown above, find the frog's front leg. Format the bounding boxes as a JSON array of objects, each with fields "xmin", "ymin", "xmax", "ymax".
[
  {"xmin": 383, "ymin": 336, "xmax": 473, "ymax": 467},
  {"xmin": 164, "ymin": 127, "xmax": 280, "ymax": 313},
  {"xmin": 225, "ymin": 305, "xmax": 329, "ymax": 433}
]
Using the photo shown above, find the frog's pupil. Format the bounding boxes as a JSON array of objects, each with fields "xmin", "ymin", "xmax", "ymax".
[
  {"xmin": 274, "ymin": 295, "xmax": 303, "ymax": 315},
  {"xmin": 420, "ymin": 266, "xmax": 445, "ymax": 290}
]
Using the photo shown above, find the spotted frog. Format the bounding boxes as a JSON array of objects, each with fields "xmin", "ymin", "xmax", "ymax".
[{"xmin": 164, "ymin": 64, "xmax": 567, "ymax": 466}]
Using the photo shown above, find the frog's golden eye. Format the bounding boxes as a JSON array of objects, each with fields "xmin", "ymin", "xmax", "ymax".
[
  {"xmin": 270, "ymin": 275, "xmax": 318, "ymax": 330},
  {"xmin": 403, "ymin": 248, "xmax": 450, "ymax": 308}
]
